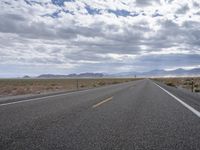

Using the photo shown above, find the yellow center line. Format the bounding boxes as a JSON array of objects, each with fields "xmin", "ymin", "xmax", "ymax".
[{"xmin": 92, "ymin": 96, "xmax": 113, "ymax": 108}]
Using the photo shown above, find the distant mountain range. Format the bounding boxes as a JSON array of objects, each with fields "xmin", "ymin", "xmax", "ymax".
[
  {"xmin": 37, "ymin": 73, "xmax": 104, "ymax": 78},
  {"xmin": 143, "ymin": 67, "xmax": 200, "ymax": 77},
  {"xmin": 107, "ymin": 68, "xmax": 200, "ymax": 77},
  {"xmin": 23, "ymin": 68, "xmax": 200, "ymax": 78}
]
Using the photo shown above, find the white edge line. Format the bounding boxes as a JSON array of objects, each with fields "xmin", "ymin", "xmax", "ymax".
[
  {"xmin": 0, "ymin": 88, "xmax": 92, "ymax": 107},
  {"xmin": 154, "ymin": 82, "xmax": 200, "ymax": 118}
]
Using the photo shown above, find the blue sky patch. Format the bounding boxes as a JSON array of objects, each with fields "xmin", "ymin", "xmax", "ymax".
[
  {"xmin": 51, "ymin": 0, "xmax": 74, "ymax": 6},
  {"xmin": 108, "ymin": 9, "xmax": 131, "ymax": 17},
  {"xmin": 85, "ymin": 5, "xmax": 101, "ymax": 15}
]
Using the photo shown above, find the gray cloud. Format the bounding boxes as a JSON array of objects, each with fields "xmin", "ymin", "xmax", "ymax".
[
  {"xmin": 176, "ymin": 4, "xmax": 190, "ymax": 14},
  {"xmin": 135, "ymin": 0, "xmax": 160, "ymax": 6},
  {"xmin": 0, "ymin": 0, "xmax": 200, "ymax": 77},
  {"xmin": 134, "ymin": 54, "xmax": 200, "ymax": 71}
]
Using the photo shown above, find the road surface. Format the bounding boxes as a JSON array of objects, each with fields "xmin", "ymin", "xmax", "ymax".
[{"xmin": 0, "ymin": 79, "xmax": 199, "ymax": 150}]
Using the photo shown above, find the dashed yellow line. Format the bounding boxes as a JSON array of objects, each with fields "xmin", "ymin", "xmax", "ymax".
[{"xmin": 92, "ymin": 97, "xmax": 113, "ymax": 108}]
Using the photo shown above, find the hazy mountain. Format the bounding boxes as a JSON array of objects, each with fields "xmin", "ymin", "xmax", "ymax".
[
  {"xmin": 37, "ymin": 73, "xmax": 104, "ymax": 78},
  {"xmin": 65, "ymin": 73, "xmax": 103, "ymax": 78},
  {"xmin": 107, "ymin": 71, "xmax": 138, "ymax": 77},
  {"xmin": 113, "ymin": 68, "xmax": 200, "ymax": 77},
  {"xmin": 37, "ymin": 74, "xmax": 68, "ymax": 78},
  {"xmin": 34, "ymin": 68, "xmax": 200, "ymax": 78},
  {"xmin": 75, "ymin": 73, "xmax": 103, "ymax": 77},
  {"xmin": 23, "ymin": 75, "xmax": 31, "ymax": 79}
]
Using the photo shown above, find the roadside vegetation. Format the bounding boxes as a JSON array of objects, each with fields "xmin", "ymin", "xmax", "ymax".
[
  {"xmin": 153, "ymin": 77, "xmax": 200, "ymax": 93},
  {"xmin": 0, "ymin": 78, "xmax": 140, "ymax": 97}
]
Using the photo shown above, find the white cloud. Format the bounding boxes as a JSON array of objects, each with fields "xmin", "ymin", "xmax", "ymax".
[{"xmin": 0, "ymin": 0, "xmax": 200, "ymax": 76}]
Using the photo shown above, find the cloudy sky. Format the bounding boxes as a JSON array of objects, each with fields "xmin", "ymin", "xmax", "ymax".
[{"xmin": 0, "ymin": 0, "xmax": 200, "ymax": 77}]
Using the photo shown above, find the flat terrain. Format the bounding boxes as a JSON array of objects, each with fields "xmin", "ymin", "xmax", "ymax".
[
  {"xmin": 0, "ymin": 79, "xmax": 199, "ymax": 149},
  {"xmin": 0, "ymin": 78, "xmax": 139, "ymax": 97},
  {"xmin": 153, "ymin": 77, "xmax": 200, "ymax": 93}
]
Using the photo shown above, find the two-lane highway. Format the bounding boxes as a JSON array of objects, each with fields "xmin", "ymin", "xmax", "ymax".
[{"xmin": 0, "ymin": 79, "xmax": 199, "ymax": 150}]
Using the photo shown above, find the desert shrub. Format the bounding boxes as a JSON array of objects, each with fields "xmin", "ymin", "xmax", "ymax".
[
  {"xmin": 195, "ymin": 89, "xmax": 200, "ymax": 93},
  {"xmin": 45, "ymin": 86, "xmax": 54, "ymax": 90},
  {"xmin": 93, "ymin": 83, "xmax": 97, "ymax": 87},
  {"xmin": 112, "ymin": 81, "xmax": 120, "ymax": 84},
  {"xmin": 2, "ymin": 87, "xmax": 13, "ymax": 94},
  {"xmin": 16, "ymin": 87, "xmax": 28, "ymax": 95},
  {"xmin": 188, "ymin": 81, "xmax": 194, "ymax": 85},
  {"xmin": 98, "ymin": 81, "xmax": 106, "ymax": 86},
  {"xmin": 166, "ymin": 82, "xmax": 176, "ymax": 87},
  {"xmin": 185, "ymin": 79, "xmax": 191, "ymax": 82},
  {"xmin": 51, "ymin": 83, "xmax": 57, "ymax": 86},
  {"xmin": 80, "ymin": 84, "xmax": 85, "ymax": 88}
]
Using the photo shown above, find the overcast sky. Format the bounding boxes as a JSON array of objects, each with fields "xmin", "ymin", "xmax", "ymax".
[{"xmin": 0, "ymin": 0, "xmax": 200, "ymax": 77}]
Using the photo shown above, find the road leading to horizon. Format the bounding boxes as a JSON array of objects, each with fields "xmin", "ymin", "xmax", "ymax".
[{"xmin": 0, "ymin": 79, "xmax": 199, "ymax": 150}]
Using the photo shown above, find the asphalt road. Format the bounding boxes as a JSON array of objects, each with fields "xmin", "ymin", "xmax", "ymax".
[{"xmin": 0, "ymin": 79, "xmax": 199, "ymax": 150}]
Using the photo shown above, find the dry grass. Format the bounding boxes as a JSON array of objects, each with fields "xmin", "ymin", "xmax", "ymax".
[
  {"xmin": 153, "ymin": 77, "xmax": 200, "ymax": 92},
  {"xmin": 0, "ymin": 78, "xmax": 140, "ymax": 97}
]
